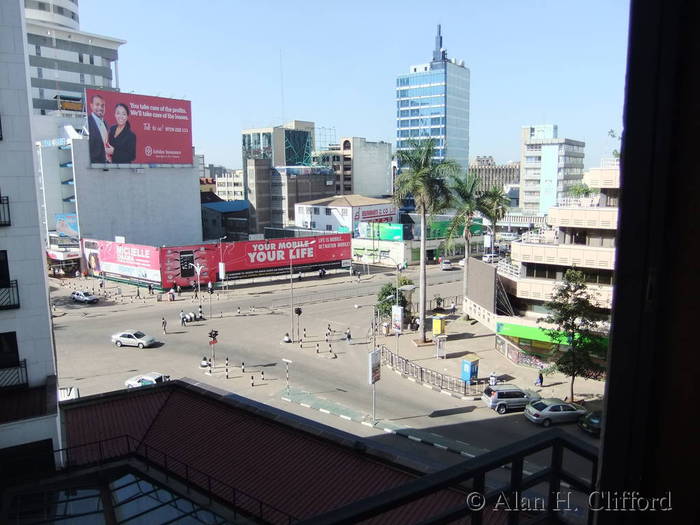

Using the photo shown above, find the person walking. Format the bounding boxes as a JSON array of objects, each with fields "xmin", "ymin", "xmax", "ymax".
[
  {"xmin": 535, "ymin": 366, "xmax": 544, "ymax": 387},
  {"xmin": 207, "ymin": 281, "xmax": 213, "ymax": 294},
  {"xmin": 176, "ymin": 284, "xmax": 181, "ymax": 296},
  {"xmin": 345, "ymin": 328, "xmax": 352, "ymax": 342},
  {"xmin": 180, "ymin": 310, "xmax": 186, "ymax": 327},
  {"xmin": 161, "ymin": 317, "xmax": 167, "ymax": 334},
  {"xmin": 489, "ymin": 371, "xmax": 497, "ymax": 386}
]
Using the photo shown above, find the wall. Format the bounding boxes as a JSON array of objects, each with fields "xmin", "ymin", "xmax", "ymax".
[
  {"xmin": 539, "ymin": 143, "xmax": 558, "ymax": 215},
  {"xmin": 349, "ymin": 138, "xmax": 392, "ymax": 197},
  {"xmin": 72, "ymin": 139, "xmax": 203, "ymax": 246},
  {"xmin": 0, "ymin": 0, "xmax": 57, "ymax": 388}
]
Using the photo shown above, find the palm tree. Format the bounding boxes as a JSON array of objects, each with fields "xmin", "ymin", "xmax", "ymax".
[
  {"xmin": 480, "ymin": 186, "xmax": 511, "ymax": 255},
  {"xmin": 394, "ymin": 139, "xmax": 458, "ymax": 342},
  {"xmin": 446, "ymin": 172, "xmax": 483, "ymax": 313}
]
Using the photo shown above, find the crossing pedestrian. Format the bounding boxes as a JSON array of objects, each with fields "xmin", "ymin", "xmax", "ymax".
[
  {"xmin": 180, "ymin": 310, "xmax": 186, "ymax": 327},
  {"xmin": 161, "ymin": 317, "xmax": 167, "ymax": 334},
  {"xmin": 345, "ymin": 328, "xmax": 352, "ymax": 342}
]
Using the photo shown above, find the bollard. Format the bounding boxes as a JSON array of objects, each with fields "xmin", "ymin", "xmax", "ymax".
[
  {"xmin": 251, "ymin": 375, "xmax": 254, "ymax": 387},
  {"xmin": 303, "ymin": 328, "xmax": 307, "ymax": 339},
  {"xmin": 329, "ymin": 343, "xmax": 332, "ymax": 353},
  {"xmin": 225, "ymin": 357, "xmax": 229, "ymax": 379},
  {"xmin": 220, "ymin": 311, "xmax": 223, "ymax": 318},
  {"xmin": 241, "ymin": 362, "xmax": 245, "ymax": 373},
  {"xmin": 261, "ymin": 370, "xmax": 265, "ymax": 381},
  {"xmin": 237, "ymin": 307, "xmax": 241, "ymax": 315},
  {"xmin": 299, "ymin": 343, "xmax": 303, "ymax": 351},
  {"xmin": 316, "ymin": 343, "xmax": 319, "ymax": 354}
]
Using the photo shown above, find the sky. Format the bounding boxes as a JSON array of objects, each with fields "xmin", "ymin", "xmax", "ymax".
[{"xmin": 80, "ymin": 0, "xmax": 630, "ymax": 170}]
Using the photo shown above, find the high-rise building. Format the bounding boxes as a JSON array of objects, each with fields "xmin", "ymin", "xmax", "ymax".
[
  {"xmin": 1, "ymin": 0, "xmax": 62, "ymax": 475},
  {"xmin": 241, "ymin": 120, "xmax": 315, "ymax": 171},
  {"xmin": 519, "ymin": 125, "xmax": 585, "ymax": 215},
  {"xmin": 313, "ymin": 137, "xmax": 392, "ymax": 196},
  {"xmin": 396, "ymin": 25, "xmax": 470, "ymax": 170},
  {"xmin": 469, "ymin": 156, "xmax": 520, "ymax": 192},
  {"xmin": 213, "ymin": 168, "xmax": 245, "ymax": 201}
]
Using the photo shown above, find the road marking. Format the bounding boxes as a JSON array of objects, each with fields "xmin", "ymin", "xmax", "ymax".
[
  {"xmin": 382, "ymin": 428, "xmax": 395, "ymax": 434},
  {"xmin": 300, "ymin": 403, "xmax": 311, "ymax": 408},
  {"xmin": 460, "ymin": 451, "xmax": 476, "ymax": 458},
  {"xmin": 319, "ymin": 408, "xmax": 330, "ymax": 414},
  {"xmin": 281, "ymin": 397, "xmax": 291, "ymax": 402},
  {"xmin": 361, "ymin": 421, "xmax": 374, "ymax": 428},
  {"xmin": 441, "ymin": 390, "xmax": 452, "ymax": 396},
  {"xmin": 423, "ymin": 383, "xmax": 433, "ymax": 389},
  {"xmin": 339, "ymin": 414, "xmax": 352, "ymax": 421},
  {"xmin": 408, "ymin": 435, "xmax": 422, "ymax": 442},
  {"xmin": 434, "ymin": 443, "xmax": 448, "ymax": 450},
  {"xmin": 407, "ymin": 377, "xmax": 416, "ymax": 382}
]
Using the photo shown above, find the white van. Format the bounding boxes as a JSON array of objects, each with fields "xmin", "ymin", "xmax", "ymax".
[{"xmin": 482, "ymin": 253, "xmax": 500, "ymax": 264}]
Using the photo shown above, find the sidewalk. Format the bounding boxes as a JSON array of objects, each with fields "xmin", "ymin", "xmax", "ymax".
[{"xmin": 376, "ymin": 313, "xmax": 606, "ymax": 404}]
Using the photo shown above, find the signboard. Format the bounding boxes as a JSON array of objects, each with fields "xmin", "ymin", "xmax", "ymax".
[
  {"xmin": 356, "ymin": 222, "xmax": 406, "ymax": 241},
  {"xmin": 368, "ymin": 348, "xmax": 381, "ymax": 385},
  {"xmin": 341, "ymin": 259, "xmax": 352, "ymax": 268},
  {"xmin": 85, "ymin": 88, "xmax": 193, "ymax": 166},
  {"xmin": 391, "ymin": 305, "xmax": 403, "ymax": 333},
  {"xmin": 218, "ymin": 262, "xmax": 226, "ymax": 281},
  {"xmin": 55, "ymin": 213, "xmax": 79, "ymax": 238},
  {"xmin": 82, "ymin": 239, "xmax": 161, "ymax": 282}
]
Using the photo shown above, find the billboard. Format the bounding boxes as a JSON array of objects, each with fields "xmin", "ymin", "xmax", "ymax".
[
  {"xmin": 85, "ymin": 88, "xmax": 193, "ymax": 166},
  {"xmin": 82, "ymin": 239, "xmax": 161, "ymax": 282},
  {"xmin": 55, "ymin": 213, "xmax": 79, "ymax": 238},
  {"xmin": 368, "ymin": 348, "xmax": 381, "ymax": 384}
]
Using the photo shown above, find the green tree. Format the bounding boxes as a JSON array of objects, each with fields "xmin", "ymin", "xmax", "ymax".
[
  {"xmin": 480, "ymin": 186, "xmax": 511, "ymax": 255},
  {"xmin": 568, "ymin": 182, "xmax": 591, "ymax": 198},
  {"xmin": 394, "ymin": 139, "xmax": 457, "ymax": 342},
  {"xmin": 375, "ymin": 276, "xmax": 413, "ymax": 318},
  {"xmin": 538, "ymin": 269, "xmax": 607, "ymax": 402},
  {"xmin": 608, "ymin": 129, "xmax": 621, "ymax": 159},
  {"xmin": 445, "ymin": 171, "xmax": 483, "ymax": 313}
]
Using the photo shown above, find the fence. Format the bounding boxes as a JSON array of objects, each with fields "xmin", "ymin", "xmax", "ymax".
[
  {"xmin": 495, "ymin": 335, "xmax": 547, "ymax": 369},
  {"xmin": 380, "ymin": 346, "xmax": 483, "ymax": 397},
  {"xmin": 0, "ymin": 359, "xmax": 28, "ymax": 389},
  {"xmin": 408, "ymin": 295, "xmax": 462, "ymax": 316},
  {"xmin": 54, "ymin": 434, "xmax": 296, "ymax": 524}
]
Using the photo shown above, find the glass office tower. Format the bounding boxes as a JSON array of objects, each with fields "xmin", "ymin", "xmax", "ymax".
[{"xmin": 396, "ymin": 25, "xmax": 470, "ymax": 171}]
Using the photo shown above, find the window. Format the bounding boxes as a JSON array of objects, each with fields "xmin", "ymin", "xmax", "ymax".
[
  {"xmin": 326, "ymin": 225, "xmax": 333, "ymax": 231},
  {"xmin": 325, "ymin": 208, "xmax": 332, "ymax": 216},
  {"xmin": 549, "ymin": 405, "xmax": 562, "ymax": 412},
  {"xmin": 0, "ymin": 250, "xmax": 9, "ymax": 287},
  {"xmin": 313, "ymin": 207, "xmax": 319, "ymax": 215},
  {"xmin": 340, "ymin": 208, "xmax": 348, "ymax": 216},
  {"xmin": 310, "ymin": 221, "xmax": 316, "ymax": 228},
  {"xmin": 0, "ymin": 332, "xmax": 19, "ymax": 367}
]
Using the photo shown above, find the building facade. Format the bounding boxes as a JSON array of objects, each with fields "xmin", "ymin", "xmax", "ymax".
[
  {"xmin": 469, "ymin": 156, "xmax": 520, "ymax": 192},
  {"xmin": 242, "ymin": 120, "xmax": 315, "ymax": 172},
  {"xmin": 498, "ymin": 159, "xmax": 619, "ymax": 317},
  {"xmin": 396, "ymin": 25, "xmax": 470, "ymax": 170},
  {"xmin": 1, "ymin": 0, "xmax": 61, "ymax": 473},
  {"xmin": 246, "ymin": 160, "xmax": 336, "ymax": 234},
  {"xmin": 313, "ymin": 137, "xmax": 392, "ymax": 196},
  {"xmin": 519, "ymin": 125, "xmax": 585, "ymax": 215},
  {"xmin": 214, "ymin": 168, "xmax": 245, "ymax": 201},
  {"xmin": 294, "ymin": 195, "xmax": 397, "ymax": 234}
]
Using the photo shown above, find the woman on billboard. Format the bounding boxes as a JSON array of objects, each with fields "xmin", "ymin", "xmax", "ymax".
[{"xmin": 107, "ymin": 103, "xmax": 137, "ymax": 163}]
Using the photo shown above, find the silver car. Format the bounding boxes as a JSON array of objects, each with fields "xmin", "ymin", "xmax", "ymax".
[
  {"xmin": 524, "ymin": 398, "xmax": 587, "ymax": 427},
  {"xmin": 482, "ymin": 384, "xmax": 541, "ymax": 414},
  {"xmin": 111, "ymin": 330, "xmax": 156, "ymax": 349},
  {"xmin": 124, "ymin": 372, "xmax": 170, "ymax": 388}
]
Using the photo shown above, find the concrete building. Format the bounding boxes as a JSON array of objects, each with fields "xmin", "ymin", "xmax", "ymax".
[
  {"xmin": 498, "ymin": 158, "xmax": 619, "ymax": 318},
  {"xmin": 519, "ymin": 125, "xmax": 585, "ymax": 215},
  {"xmin": 242, "ymin": 120, "xmax": 315, "ymax": 172},
  {"xmin": 294, "ymin": 195, "xmax": 397, "ymax": 234},
  {"xmin": 1, "ymin": 0, "xmax": 61, "ymax": 475},
  {"xmin": 214, "ymin": 168, "xmax": 245, "ymax": 201},
  {"xmin": 396, "ymin": 25, "xmax": 470, "ymax": 170},
  {"xmin": 201, "ymin": 201, "xmax": 249, "ymax": 241},
  {"xmin": 246, "ymin": 159, "xmax": 336, "ymax": 234},
  {"xmin": 313, "ymin": 138, "xmax": 392, "ymax": 196},
  {"xmin": 194, "ymin": 153, "xmax": 205, "ymax": 178},
  {"xmin": 199, "ymin": 177, "xmax": 215, "ymax": 193},
  {"xmin": 468, "ymin": 156, "xmax": 520, "ymax": 192},
  {"xmin": 35, "ymin": 137, "xmax": 203, "ymax": 247}
]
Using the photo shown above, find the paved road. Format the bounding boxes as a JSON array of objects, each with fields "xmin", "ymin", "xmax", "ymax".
[{"xmin": 52, "ymin": 267, "xmax": 598, "ymax": 489}]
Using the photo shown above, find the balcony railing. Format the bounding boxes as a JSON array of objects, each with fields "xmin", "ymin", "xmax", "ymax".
[
  {"xmin": 497, "ymin": 259, "xmax": 523, "ymax": 279},
  {"xmin": 0, "ymin": 359, "xmax": 28, "ymax": 389},
  {"xmin": 0, "ymin": 280, "xmax": 20, "ymax": 309},
  {"xmin": 557, "ymin": 195, "xmax": 602, "ymax": 208},
  {"xmin": 0, "ymin": 195, "xmax": 10, "ymax": 226},
  {"xmin": 301, "ymin": 428, "xmax": 599, "ymax": 525},
  {"xmin": 519, "ymin": 230, "xmax": 559, "ymax": 245}
]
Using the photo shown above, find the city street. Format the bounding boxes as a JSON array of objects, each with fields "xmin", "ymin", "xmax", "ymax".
[{"xmin": 52, "ymin": 266, "xmax": 600, "ymax": 483}]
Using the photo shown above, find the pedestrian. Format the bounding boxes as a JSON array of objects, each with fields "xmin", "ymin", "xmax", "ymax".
[
  {"xmin": 147, "ymin": 283, "xmax": 153, "ymax": 295},
  {"xmin": 327, "ymin": 323, "xmax": 331, "ymax": 333},
  {"xmin": 161, "ymin": 317, "xmax": 167, "ymax": 334},
  {"xmin": 535, "ymin": 366, "xmax": 544, "ymax": 387},
  {"xmin": 489, "ymin": 371, "xmax": 497, "ymax": 386},
  {"xmin": 283, "ymin": 333, "xmax": 291, "ymax": 343},
  {"xmin": 208, "ymin": 281, "xmax": 213, "ymax": 294},
  {"xmin": 180, "ymin": 310, "xmax": 186, "ymax": 327},
  {"xmin": 345, "ymin": 328, "xmax": 352, "ymax": 342},
  {"xmin": 176, "ymin": 284, "xmax": 181, "ymax": 296},
  {"xmin": 450, "ymin": 301, "xmax": 456, "ymax": 315}
]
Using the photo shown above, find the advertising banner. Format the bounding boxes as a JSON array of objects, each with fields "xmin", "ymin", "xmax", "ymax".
[
  {"xmin": 82, "ymin": 239, "xmax": 161, "ymax": 282},
  {"xmin": 55, "ymin": 213, "xmax": 79, "ymax": 238},
  {"xmin": 391, "ymin": 305, "xmax": 403, "ymax": 333},
  {"xmin": 85, "ymin": 88, "xmax": 193, "ymax": 166},
  {"xmin": 368, "ymin": 348, "xmax": 381, "ymax": 385}
]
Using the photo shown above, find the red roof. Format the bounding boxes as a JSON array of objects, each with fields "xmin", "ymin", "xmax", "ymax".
[{"xmin": 61, "ymin": 381, "xmax": 469, "ymax": 523}]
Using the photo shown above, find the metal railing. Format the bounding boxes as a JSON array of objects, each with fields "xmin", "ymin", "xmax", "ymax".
[
  {"xmin": 380, "ymin": 345, "xmax": 483, "ymax": 397},
  {"xmin": 408, "ymin": 295, "xmax": 462, "ymax": 316},
  {"xmin": 54, "ymin": 434, "xmax": 297, "ymax": 524},
  {"xmin": 299, "ymin": 427, "xmax": 599, "ymax": 525},
  {"xmin": 497, "ymin": 260, "xmax": 522, "ymax": 280},
  {"xmin": 0, "ymin": 195, "xmax": 10, "ymax": 226},
  {"xmin": 519, "ymin": 230, "xmax": 559, "ymax": 245},
  {"xmin": 0, "ymin": 359, "xmax": 28, "ymax": 389},
  {"xmin": 557, "ymin": 195, "xmax": 602, "ymax": 208},
  {"xmin": 0, "ymin": 280, "xmax": 20, "ymax": 310},
  {"xmin": 495, "ymin": 335, "xmax": 548, "ymax": 369}
]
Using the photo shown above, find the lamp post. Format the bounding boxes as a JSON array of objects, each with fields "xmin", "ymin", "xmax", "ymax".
[
  {"xmin": 193, "ymin": 263, "xmax": 203, "ymax": 308},
  {"xmin": 217, "ymin": 236, "xmax": 227, "ymax": 292},
  {"xmin": 289, "ymin": 239, "xmax": 316, "ymax": 342}
]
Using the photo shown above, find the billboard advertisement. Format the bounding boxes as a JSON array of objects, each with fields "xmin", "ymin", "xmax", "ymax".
[
  {"xmin": 82, "ymin": 239, "xmax": 161, "ymax": 282},
  {"xmin": 55, "ymin": 213, "xmax": 79, "ymax": 239},
  {"xmin": 85, "ymin": 88, "xmax": 193, "ymax": 166}
]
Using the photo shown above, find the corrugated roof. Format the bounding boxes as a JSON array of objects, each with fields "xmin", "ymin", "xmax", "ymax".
[
  {"xmin": 61, "ymin": 381, "xmax": 468, "ymax": 523},
  {"xmin": 297, "ymin": 195, "xmax": 393, "ymax": 208},
  {"xmin": 201, "ymin": 200, "xmax": 249, "ymax": 213}
]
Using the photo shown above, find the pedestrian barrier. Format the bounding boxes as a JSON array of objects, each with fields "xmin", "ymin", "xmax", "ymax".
[{"xmin": 379, "ymin": 346, "xmax": 483, "ymax": 397}]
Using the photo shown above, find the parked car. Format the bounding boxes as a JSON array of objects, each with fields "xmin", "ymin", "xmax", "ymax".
[
  {"xmin": 578, "ymin": 410, "xmax": 603, "ymax": 437},
  {"xmin": 440, "ymin": 259, "xmax": 452, "ymax": 271},
  {"xmin": 482, "ymin": 253, "xmax": 500, "ymax": 264},
  {"xmin": 71, "ymin": 290, "xmax": 98, "ymax": 304},
  {"xmin": 524, "ymin": 398, "xmax": 587, "ymax": 427},
  {"xmin": 482, "ymin": 384, "xmax": 541, "ymax": 414},
  {"xmin": 124, "ymin": 372, "xmax": 170, "ymax": 389},
  {"xmin": 458, "ymin": 258, "xmax": 466, "ymax": 267},
  {"xmin": 111, "ymin": 330, "xmax": 157, "ymax": 349}
]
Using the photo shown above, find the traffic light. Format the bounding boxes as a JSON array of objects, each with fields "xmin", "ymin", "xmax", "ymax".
[
  {"xmin": 294, "ymin": 307, "xmax": 302, "ymax": 316},
  {"xmin": 208, "ymin": 330, "xmax": 218, "ymax": 341}
]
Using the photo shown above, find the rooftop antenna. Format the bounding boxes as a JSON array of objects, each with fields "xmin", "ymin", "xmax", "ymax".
[{"xmin": 433, "ymin": 24, "xmax": 445, "ymax": 61}]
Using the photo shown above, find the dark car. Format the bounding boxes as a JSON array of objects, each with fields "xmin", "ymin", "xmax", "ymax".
[{"xmin": 578, "ymin": 410, "xmax": 602, "ymax": 437}]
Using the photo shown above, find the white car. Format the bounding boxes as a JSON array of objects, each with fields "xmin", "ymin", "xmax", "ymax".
[
  {"xmin": 440, "ymin": 259, "xmax": 452, "ymax": 270},
  {"xmin": 71, "ymin": 290, "xmax": 98, "ymax": 304},
  {"xmin": 111, "ymin": 330, "xmax": 157, "ymax": 349},
  {"xmin": 458, "ymin": 258, "xmax": 466, "ymax": 267},
  {"xmin": 124, "ymin": 372, "xmax": 170, "ymax": 389}
]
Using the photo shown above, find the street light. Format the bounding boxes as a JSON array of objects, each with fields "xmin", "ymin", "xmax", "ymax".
[
  {"xmin": 289, "ymin": 239, "xmax": 316, "ymax": 342},
  {"xmin": 193, "ymin": 263, "xmax": 204, "ymax": 308},
  {"xmin": 217, "ymin": 236, "xmax": 227, "ymax": 292}
]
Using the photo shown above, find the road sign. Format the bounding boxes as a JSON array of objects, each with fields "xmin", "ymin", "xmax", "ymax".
[{"xmin": 209, "ymin": 339, "xmax": 218, "ymax": 345}]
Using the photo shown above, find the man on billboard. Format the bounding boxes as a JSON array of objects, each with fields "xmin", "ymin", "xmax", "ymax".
[{"xmin": 88, "ymin": 93, "xmax": 110, "ymax": 163}]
